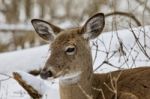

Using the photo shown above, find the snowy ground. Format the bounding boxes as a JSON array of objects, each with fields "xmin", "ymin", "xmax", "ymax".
[{"xmin": 0, "ymin": 26, "xmax": 150, "ymax": 99}]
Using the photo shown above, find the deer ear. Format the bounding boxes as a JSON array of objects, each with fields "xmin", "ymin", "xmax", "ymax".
[
  {"xmin": 31, "ymin": 19, "xmax": 62, "ymax": 41},
  {"xmin": 81, "ymin": 13, "xmax": 105, "ymax": 39}
]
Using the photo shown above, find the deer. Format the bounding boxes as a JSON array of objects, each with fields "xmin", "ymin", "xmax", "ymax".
[{"xmin": 31, "ymin": 13, "xmax": 150, "ymax": 99}]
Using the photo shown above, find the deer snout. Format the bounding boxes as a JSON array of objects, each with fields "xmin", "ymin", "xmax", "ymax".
[{"xmin": 40, "ymin": 69, "xmax": 53, "ymax": 79}]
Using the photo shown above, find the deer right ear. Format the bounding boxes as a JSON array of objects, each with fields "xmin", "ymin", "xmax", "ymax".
[
  {"xmin": 81, "ymin": 13, "xmax": 105, "ymax": 40},
  {"xmin": 31, "ymin": 19, "xmax": 62, "ymax": 41}
]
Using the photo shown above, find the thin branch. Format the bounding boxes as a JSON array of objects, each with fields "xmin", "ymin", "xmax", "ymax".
[
  {"xmin": 92, "ymin": 41, "xmax": 99, "ymax": 65},
  {"xmin": 13, "ymin": 72, "xmax": 42, "ymax": 99},
  {"xmin": 129, "ymin": 25, "xmax": 150, "ymax": 60},
  {"xmin": 135, "ymin": 0, "xmax": 150, "ymax": 13},
  {"xmin": 105, "ymin": 11, "xmax": 141, "ymax": 26},
  {"xmin": 0, "ymin": 73, "xmax": 12, "ymax": 82},
  {"xmin": 92, "ymin": 87, "xmax": 106, "ymax": 99},
  {"xmin": 104, "ymin": 71, "xmax": 122, "ymax": 99},
  {"xmin": 77, "ymin": 83, "xmax": 93, "ymax": 99}
]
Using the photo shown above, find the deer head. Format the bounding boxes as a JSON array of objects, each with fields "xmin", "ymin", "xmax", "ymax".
[{"xmin": 31, "ymin": 13, "xmax": 105, "ymax": 82}]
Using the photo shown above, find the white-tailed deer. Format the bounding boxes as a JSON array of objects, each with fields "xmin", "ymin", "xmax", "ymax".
[{"xmin": 31, "ymin": 13, "xmax": 150, "ymax": 99}]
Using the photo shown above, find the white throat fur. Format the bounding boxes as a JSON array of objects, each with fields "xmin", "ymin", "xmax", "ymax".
[{"xmin": 59, "ymin": 71, "xmax": 82, "ymax": 85}]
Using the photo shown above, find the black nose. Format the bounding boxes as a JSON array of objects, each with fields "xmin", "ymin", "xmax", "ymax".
[{"xmin": 40, "ymin": 70, "xmax": 53, "ymax": 79}]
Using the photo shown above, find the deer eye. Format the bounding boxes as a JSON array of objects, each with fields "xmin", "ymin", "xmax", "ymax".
[{"xmin": 65, "ymin": 46, "xmax": 76, "ymax": 55}]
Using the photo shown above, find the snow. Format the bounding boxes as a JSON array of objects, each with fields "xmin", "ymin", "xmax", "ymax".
[
  {"xmin": 91, "ymin": 28, "xmax": 150, "ymax": 73},
  {"xmin": 0, "ymin": 0, "xmax": 150, "ymax": 98},
  {"xmin": 15, "ymin": 71, "xmax": 60, "ymax": 99},
  {"xmin": 0, "ymin": 26, "xmax": 150, "ymax": 99},
  {"xmin": 0, "ymin": 45, "xmax": 49, "ymax": 73},
  {"xmin": 17, "ymin": 71, "xmax": 48, "ymax": 95}
]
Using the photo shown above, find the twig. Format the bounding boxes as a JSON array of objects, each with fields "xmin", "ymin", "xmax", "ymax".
[
  {"xmin": 92, "ymin": 41, "xmax": 99, "ymax": 65},
  {"xmin": 13, "ymin": 72, "xmax": 42, "ymax": 99},
  {"xmin": 104, "ymin": 71, "xmax": 122, "ymax": 99},
  {"xmin": 0, "ymin": 73, "xmax": 12, "ymax": 82},
  {"xmin": 105, "ymin": 11, "xmax": 141, "ymax": 26},
  {"xmin": 92, "ymin": 87, "xmax": 106, "ymax": 99},
  {"xmin": 135, "ymin": 0, "xmax": 150, "ymax": 13},
  {"xmin": 129, "ymin": 25, "xmax": 150, "ymax": 60},
  {"xmin": 77, "ymin": 83, "xmax": 93, "ymax": 99}
]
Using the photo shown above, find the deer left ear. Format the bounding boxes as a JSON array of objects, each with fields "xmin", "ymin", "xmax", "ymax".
[{"xmin": 81, "ymin": 13, "xmax": 105, "ymax": 39}]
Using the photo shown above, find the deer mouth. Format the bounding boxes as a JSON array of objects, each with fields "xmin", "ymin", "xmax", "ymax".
[
  {"xmin": 40, "ymin": 66, "xmax": 82, "ymax": 84},
  {"xmin": 40, "ymin": 70, "xmax": 53, "ymax": 79}
]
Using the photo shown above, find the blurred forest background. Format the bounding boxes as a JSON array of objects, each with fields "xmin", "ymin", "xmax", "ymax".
[{"xmin": 0, "ymin": 0, "xmax": 149, "ymax": 52}]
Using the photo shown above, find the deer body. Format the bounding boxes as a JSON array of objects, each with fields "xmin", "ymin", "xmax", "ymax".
[
  {"xmin": 93, "ymin": 67, "xmax": 150, "ymax": 99},
  {"xmin": 31, "ymin": 13, "xmax": 150, "ymax": 99}
]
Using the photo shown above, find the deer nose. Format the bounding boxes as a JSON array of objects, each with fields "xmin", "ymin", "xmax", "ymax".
[{"xmin": 40, "ymin": 70, "xmax": 53, "ymax": 79}]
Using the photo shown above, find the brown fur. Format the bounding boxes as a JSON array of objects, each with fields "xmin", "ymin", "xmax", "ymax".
[
  {"xmin": 45, "ymin": 28, "xmax": 150, "ymax": 99},
  {"xmin": 32, "ymin": 13, "xmax": 150, "ymax": 99},
  {"xmin": 52, "ymin": 29, "xmax": 150, "ymax": 99},
  {"xmin": 93, "ymin": 67, "xmax": 150, "ymax": 99}
]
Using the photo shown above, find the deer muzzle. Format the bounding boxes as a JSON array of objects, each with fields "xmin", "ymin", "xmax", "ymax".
[{"xmin": 40, "ymin": 69, "xmax": 53, "ymax": 79}]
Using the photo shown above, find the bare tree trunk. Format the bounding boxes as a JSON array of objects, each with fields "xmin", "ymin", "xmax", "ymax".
[
  {"xmin": 5, "ymin": 0, "xmax": 20, "ymax": 23},
  {"xmin": 24, "ymin": 0, "xmax": 32, "ymax": 21}
]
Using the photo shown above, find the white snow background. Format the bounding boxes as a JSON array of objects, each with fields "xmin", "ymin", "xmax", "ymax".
[{"xmin": 0, "ymin": 26, "xmax": 150, "ymax": 99}]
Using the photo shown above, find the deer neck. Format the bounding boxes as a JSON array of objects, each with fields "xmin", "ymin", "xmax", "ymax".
[{"xmin": 59, "ymin": 60, "xmax": 93, "ymax": 99}]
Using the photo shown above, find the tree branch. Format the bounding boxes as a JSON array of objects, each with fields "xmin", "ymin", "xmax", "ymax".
[
  {"xmin": 105, "ymin": 11, "xmax": 141, "ymax": 26},
  {"xmin": 13, "ymin": 72, "xmax": 42, "ymax": 99}
]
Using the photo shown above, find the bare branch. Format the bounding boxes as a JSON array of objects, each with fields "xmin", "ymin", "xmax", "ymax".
[
  {"xmin": 77, "ymin": 83, "xmax": 93, "ymax": 99},
  {"xmin": 135, "ymin": 0, "xmax": 150, "ymax": 13},
  {"xmin": 0, "ymin": 73, "xmax": 12, "ymax": 82},
  {"xmin": 92, "ymin": 87, "xmax": 106, "ymax": 99},
  {"xmin": 105, "ymin": 11, "xmax": 141, "ymax": 26},
  {"xmin": 13, "ymin": 72, "xmax": 42, "ymax": 99}
]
